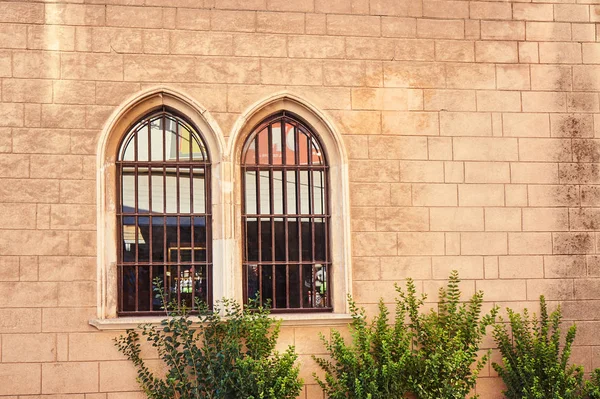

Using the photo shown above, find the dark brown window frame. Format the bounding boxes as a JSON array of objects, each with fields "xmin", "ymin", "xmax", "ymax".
[
  {"xmin": 241, "ymin": 111, "xmax": 332, "ymax": 313},
  {"xmin": 116, "ymin": 107, "xmax": 212, "ymax": 316}
]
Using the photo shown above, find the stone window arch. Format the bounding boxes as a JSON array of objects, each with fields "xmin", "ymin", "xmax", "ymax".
[
  {"xmin": 94, "ymin": 88, "xmax": 225, "ymax": 322},
  {"xmin": 228, "ymin": 93, "xmax": 352, "ymax": 317}
]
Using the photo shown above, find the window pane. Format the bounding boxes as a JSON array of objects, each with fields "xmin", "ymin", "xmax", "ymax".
[
  {"xmin": 284, "ymin": 123, "xmax": 296, "ymax": 165},
  {"xmin": 315, "ymin": 264, "xmax": 327, "ymax": 308},
  {"xmin": 273, "ymin": 171, "xmax": 283, "ymax": 214},
  {"xmin": 246, "ymin": 218, "xmax": 258, "ymax": 261},
  {"xmin": 245, "ymin": 137, "xmax": 257, "ymax": 165},
  {"xmin": 179, "ymin": 168, "xmax": 191, "ymax": 214},
  {"xmin": 137, "ymin": 266, "xmax": 151, "ymax": 311},
  {"xmin": 195, "ymin": 265, "xmax": 208, "ymax": 305},
  {"xmin": 261, "ymin": 219, "xmax": 272, "ymax": 261},
  {"xmin": 138, "ymin": 217, "xmax": 150, "ymax": 262},
  {"xmin": 166, "ymin": 217, "xmax": 178, "ymax": 262},
  {"xmin": 138, "ymin": 173, "xmax": 149, "ymax": 213},
  {"xmin": 180, "ymin": 266, "xmax": 193, "ymax": 308},
  {"xmin": 302, "ymin": 264, "xmax": 312, "ymax": 307},
  {"xmin": 261, "ymin": 265, "xmax": 273, "ymax": 306},
  {"xmin": 151, "ymin": 168, "xmax": 164, "ymax": 213},
  {"xmin": 193, "ymin": 217, "xmax": 207, "ymax": 261},
  {"xmin": 165, "ymin": 168, "xmax": 177, "ymax": 213},
  {"xmin": 274, "ymin": 217, "xmax": 286, "ymax": 261},
  {"xmin": 247, "ymin": 265, "xmax": 259, "ymax": 301},
  {"xmin": 311, "ymin": 138, "xmax": 323, "ymax": 165},
  {"xmin": 275, "ymin": 265, "xmax": 287, "ymax": 308},
  {"xmin": 315, "ymin": 218, "xmax": 326, "ymax": 262},
  {"xmin": 299, "ymin": 171, "xmax": 309, "ymax": 214},
  {"xmin": 150, "ymin": 117, "xmax": 164, "ymax": 162},
  {"xmin": 287, "ymin": 218, "xmax": 299, "ymax": 261},
  {"xmin": 122, "ymin": 167, "xmax": 135, "ymax": 212},
  {"xmin": 122, "ymin": 137, "xmax": 135, "ymax": 161},
  {"xmin": 244, "ymin": 171, "xmax": 257, "ymax": 215},
  {"xmin": 286, "ymin": 171, "xmax": 297, "ymax": 214},
  {"xmin": 122, "ymin": 266, "xmax": 136, "ymax": 311},
  {"xmin": 152, "ymin": 217, "xmax": 165, "ymax": 263},
  {"xmin": 180, "ymin": 217, "xmax": 192, "ymax": 258},
  {"xmin": 122, "ymin": 218, "xmax": 135, "ymax": 262},
  {"xmin": 137, "ymin": 126, "xmax": 149, "ymax": 162},
  {"xmin": 152, "ymin": 265, "xmax": 165, "ymax": 311},
  {"xmin": 271, "ymin": 123, "xmax": 283, "ymax": 165},
  {"xmin": 298, "ymin": 132, "xmax": 309, "ymax": 165},
  {"xmin": 192, "ymin": 168, "xmax": 206, "ymax": 214},
  {"xmin": 166, "ymin": 265, "xmax": 179, "ymax": 303},
  {"xmin": 257, "ymin": 129, "xmax": 268, "ymax": 165},
  {"xmin": 259, "ymin": 171, "xmax": 270, "ymax": 214},
  {"xmin": 313, "ymin": 171, "xmax": 324, "ymax": 215},
  {"xmin": 288, "ymin": 265, "xmax": 300, "ymax": 308},
  {"xmin": 301, "ymin": 218, "xmax": 312, "ymax": 261}
]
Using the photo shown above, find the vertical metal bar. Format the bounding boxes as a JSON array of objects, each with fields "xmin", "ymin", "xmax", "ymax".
[
  {"xmin": 294, "ymin": 123, "xmax": 303, "ymax": 308},
  {"xmin": 206, "ymin": 165, "xmax": 213, "ymax": 307},
  {"xmin": 133, "ymin": 123, "xmax": 139, "ymax": 312},
  {"xmin": 268, "ymin": 125, "xmax": 276, "ymax": 306},
  {"xmin": 282, "ymin": 120, "xmax": 290, "ymax": 309},
  {"xmin": 147, "ymin": 122, "xmax": 153, "ymax": 310}
]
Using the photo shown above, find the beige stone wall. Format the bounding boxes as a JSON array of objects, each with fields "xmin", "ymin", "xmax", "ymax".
[{"xmin": 0, "ymin": 0, "xmax": 599, "ymax": 397}]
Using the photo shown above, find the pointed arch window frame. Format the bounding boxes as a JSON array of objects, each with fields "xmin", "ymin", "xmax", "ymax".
[
  {"xmin": 115, "ymin": 107, "xmax": 213, "ymax": 316},
  {"xmin": 240, "ymin": 111, "xmax": 332, "ymax": 312}
]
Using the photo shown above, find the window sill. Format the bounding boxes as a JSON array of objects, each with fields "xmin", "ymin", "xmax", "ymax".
[{"xmin": 89, "ymin": 313, "xmax": 353, "ymax": 331}]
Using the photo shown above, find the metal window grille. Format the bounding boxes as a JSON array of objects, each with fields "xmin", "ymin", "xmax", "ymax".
[
  {"xmin": 116, "ymin": 109, "xmax": 212, "ymax": 315},
  {"xmin": 241, "ymin": 112, "xmax": 332, "ymax": 312}
]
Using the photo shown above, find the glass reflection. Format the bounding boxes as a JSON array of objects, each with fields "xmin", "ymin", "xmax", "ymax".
[
  {"xmin": 273, "ymin": 171, "xmax": 283, "ymax": 214},
  {"xmin": 244, "ymin": 171, "xmax": 257, "ymax": 215},
  {"xmin": 257, "ymin": 128, "xmax": 268, "ymax": 165},
  {"xmin": 285, "ymin": 123, "xmax": 295, "ymax": 165},
  {"xmin": 247, "ymin": 265, "xmax": 259, "ymax": 301},
  {"xmin": 313, "ymin": 171, "xmax": 324, "ymax": 215},
  {"xmin": 275, "ymin": 266, "xmax": 286, "ymax": 308},
  {"xmin": 192, "ymin": 168, "xmax": 206, "ymax": 214},
  {"xmin": 151, "ymin": 168, "xmax": 164, "ymax": 213},
  {"xmin": 150, "ymin": 117, "xmax": 164, "ymax": 162},
  {"xmin": 137, "ymin": 125, "xmax": 149, "ymax": 162},
  {"xmin": 122, "ymin": 167, "xmax": 135, "ymax": 212},
  {"xmin": 288, "ymin": 265, "xmax": 300, "ymax": 308},
  {"xmin": 246, "ymin": 218, "xmax": 258, "ymax": 261},
  {"xmin": 272, "ymin": 123, "xmax": 283, "ymax": 165},
  {"xmin": 138, "ymin": 173, "xmax": 149, "ymax": 213},
  {"xmin": 299, "ymin": 171, "xmax": 309, "ymax": 214},
  {"xmin": 259, "ymin": 171, "xmax": 270, "ymax": 214},
  {"xmin": 274, "ymin": 217, "xmax": 286, "ymax": 261},
  {"xmin": 179, "ymin": 169, "xmax": 191, "ymax": 214},
  {"xmin": 261, "ymin": 265, "xmax": 273, "ymax": 305},
  {"xmin": 122, "ymin": 266, "xmax": 136, "ymax": 311}
]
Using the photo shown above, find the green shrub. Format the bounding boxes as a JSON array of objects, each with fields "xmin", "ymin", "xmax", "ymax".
[
  {"xmin": 585, "ymin": 369, "xmax": 600, "ymax": 399},
  {"xmin": 314, "ymin": 271, "xmax": 497, "ymax": 399},
  {"xmin": 313, "ymin": 298, "xmax": 412, "ymax": 399},
  {"xmin": 115, "ymin": 287, "xmax": 302, "ymax": 399},
  {"xmin": 492, "ymin": 296, "xmax": 585, "ymax": 399},
  {"xmin": 400, "ymin": 270, "xmax": 498, "ymax": 399}
]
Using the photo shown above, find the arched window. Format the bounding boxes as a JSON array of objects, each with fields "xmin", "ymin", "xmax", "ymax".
[
  {"xmin": 117, "ymin": 109, "xmax": 211, "ymax": 315},
  {"xmin": 241, "ymin": 112, "xmax": 330, "ymax": 312}
]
